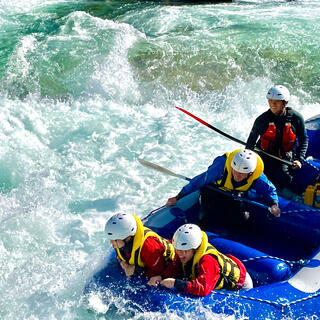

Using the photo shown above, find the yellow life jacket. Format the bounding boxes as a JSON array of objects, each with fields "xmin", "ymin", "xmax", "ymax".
[
  {"xmin": 116, "ymin": 215, "xmax": 175, "ymax": 267},
  {"xmin": 182, "ymin": 232, "xmax": 241, "ymax": 290},
  {"xmin": 215, "ymin": 149, "xmax": 264, "ymax": 192}
]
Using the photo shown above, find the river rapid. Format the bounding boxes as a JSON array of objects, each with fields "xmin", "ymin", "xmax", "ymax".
[{"xmin": 0, "ymin": 0, "xmax": 319, "ymax": 319}]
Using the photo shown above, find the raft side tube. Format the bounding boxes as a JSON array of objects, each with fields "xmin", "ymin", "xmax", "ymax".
[{"xmin": 208, "ymin": 233, "xmax": 291, "ymax": 286}]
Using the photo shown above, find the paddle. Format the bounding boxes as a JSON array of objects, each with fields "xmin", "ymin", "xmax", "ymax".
[
  {"xmin": 138, "ymin": 158, "xmax": 270, "ymax": 211},
  {"xmin": 138, "ymin": 158, "xmax": 190, "ymax": 181},
  {"xmin": 176, "ymin": 106, "xmax": 293, "ymax": 166}
]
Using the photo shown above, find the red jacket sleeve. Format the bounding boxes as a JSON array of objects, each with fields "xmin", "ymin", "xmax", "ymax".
[
  {"xmin": 140, "ymin": 236, "xmax": 166, "ymax": 278},
  {"xmin": 184, "ymin": 255, "xmax": 221, "ymax": 296},
  {"xmin": 162, "ymin": 255, "xmax": 181, "ymax": 279},
  {"xmin": 162, "ymin": 254, "xmax": 247, "ymax": 296},
  {"xmin": 162, "ymin": 254, "xmax": 221, "ymax": 297}
]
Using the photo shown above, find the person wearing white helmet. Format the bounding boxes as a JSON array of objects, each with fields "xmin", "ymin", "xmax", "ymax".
[
  {"xmin": 166, "ymin": 149, "xmax": 280, "ymax": 218},
  {"xmin": 105, "ymin": 213, "xmax": 175, "ymax": 283},
  {"xmin": 246, "ymin": 85, "xmax": 308, "ymax": 193},
  {"xmin": 152, "ymin": 224, "xmax": 252, "ymax": 296}
]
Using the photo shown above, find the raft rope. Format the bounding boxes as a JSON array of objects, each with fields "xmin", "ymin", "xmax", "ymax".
[
  {"xmin": 281, "ymin": 208, "xmax": 320, "ymax": 214},
  {"xmin": 231, "ymin": 252, "xmax": 320, "ymax": 310},
  {"xmin": 241, "ymin": 255, "xmax": 310, "ymax": 268},
  {"xmin": 213, "ymin": 290, "xmax": 320, "ymax": 311},
  {"xmin": 303, "ymin": 158, "xmax": 320, "ymax": 173}
]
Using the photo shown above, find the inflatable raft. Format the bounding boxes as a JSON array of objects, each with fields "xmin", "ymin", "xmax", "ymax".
[{"xmin": 85, "ymin": 114, "xmax": 320, "ymax": 319}]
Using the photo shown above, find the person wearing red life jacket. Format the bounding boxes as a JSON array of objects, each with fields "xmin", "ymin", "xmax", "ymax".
[
  {"xmin": 149, "ymin": 224, "xmax": 253, "ymax": 297},
  {"xmin": 246, "ymin": 85, "xmax": 308, "ymax": 194},
  {"xmin": 105, "ymin": 213, "xmax": 175, "ymax": 284}
]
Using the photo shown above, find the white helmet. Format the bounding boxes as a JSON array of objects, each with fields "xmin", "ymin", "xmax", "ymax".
[
  {"xmin": 266, "ymin": 85, "xmax": 290, "ymax": 102},
  {"xmin": 231, "ymin": 149, "xmax": 257, "ymax": 174},
  {"xmin": 105, "ymin": 213, "xmax": 137, "ymax": 240},
  {"xmin": 172, "ymin": 224, "xmax": 202, "ymax": 250}
]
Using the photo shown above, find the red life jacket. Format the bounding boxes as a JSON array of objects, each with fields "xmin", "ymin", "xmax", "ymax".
[
  {"xmin": 282, "ymin": 122, "xmax": 297, "ymax": 152},
  {"xmin": 260, "ymin": 117, "xmax": 296, "ymax": 154}
]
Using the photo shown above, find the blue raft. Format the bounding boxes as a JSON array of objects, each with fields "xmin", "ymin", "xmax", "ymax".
[{"xmin": 85, "ymin": 115, "xmax": 320, "ymax": 319}]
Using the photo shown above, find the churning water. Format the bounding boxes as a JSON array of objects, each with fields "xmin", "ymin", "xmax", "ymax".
[{"xmin": 0, "ymin": 0, "xmax": 319, "ymax": 318}]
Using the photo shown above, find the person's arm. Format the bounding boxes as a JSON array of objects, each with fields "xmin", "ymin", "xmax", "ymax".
[
  {"xmin": 253, "ymin": 173, "xmax": 278, "ymax": 205},
  {"xmin": 119, "ymin": 260, "xmax": 135, "ymax": 277},
  {"xmin": 140, "ymin": 237, "xmax": 166, "ymax": 278},
  {"xmin": 246, "ymin": 118, "xmax": 262, "ymax": 150},
  {"xmin": 162, "ymin": 255, "xmax": 182, "ymax": 279},
  {"xmin": 253, "ymin": 173, "xmax": 280, "ymax": 217},
  {"xmin": 161, "ymin": 255, "xmax": 221, "ymax": 297},
  {"xmin": 293, "ymin": 112, "xmax": 308, "ymax": 163},
  {"xmin": 166, "ymin": 156, "xmax": 226, "ymax": 206},
  {"xmin": 177, "ymin": 255, "xmax": 221, "ymax": 296},
  {"xmin": 149, "ymin": 255, "xmax": 181, "ymax": 286}
]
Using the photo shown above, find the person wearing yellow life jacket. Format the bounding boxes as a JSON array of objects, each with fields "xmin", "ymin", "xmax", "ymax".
[
  {"xmin": 166, "ymin": 149, "xmax": 280, "ymax": 218},
  {"xmin": 105, "ymin": 213, "xmax": 175, "ymax": 285},
  {"xmin": 154, "ymin": 224, "xmax": 253, "ymax": 297},
  {"xmin": 246, "ymin": 85, "xmax": 308, "ymax": 192}
]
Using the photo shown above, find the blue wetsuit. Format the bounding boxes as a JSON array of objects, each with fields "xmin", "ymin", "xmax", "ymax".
[{"xmin": 177, "ymin": 155, "xmax": 278, "ymax": 207}]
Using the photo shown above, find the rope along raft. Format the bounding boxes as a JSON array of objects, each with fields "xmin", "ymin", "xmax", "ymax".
[
  {"xmin": 241, "ymin": 255, "xmax": 311, "ymax": 267},
  {"xmin": 213, "ymin": 290, "xmax": 320, "ymax": 311}
]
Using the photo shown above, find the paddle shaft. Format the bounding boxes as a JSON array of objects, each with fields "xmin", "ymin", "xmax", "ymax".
[
  {"xmin": 138, "ymin": 158, "xmax": 190, "ymax": 181},
  {"xmin": 176, "ymin": 107, "xmax": 293, "ymax": 166}
]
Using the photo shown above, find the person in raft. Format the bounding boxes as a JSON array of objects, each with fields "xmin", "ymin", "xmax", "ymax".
[
  {"xmin": 105, "ymin": 212, "xmax": 175, "ymax": 285},
  {"xmin": 149, "ymin": 224, "xmax": 253, "ymax": 296},
  {"xmin": 246, "ymin": 85, "xmax": 308, "ymax": 196},
  {"xmin": 166, "ymin": 149, "xmax": 281, "ymax": 220}
]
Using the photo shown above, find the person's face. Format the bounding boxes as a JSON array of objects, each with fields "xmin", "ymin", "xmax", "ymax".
[
  {"xmin": 110, "ymin": 239, "xmax": 125, "ymax": 249},
  {"xmin": 268, "ymin": 99, "xmax": 287, "ymax": 115},
  {"xmin": 232, "ymin": 169, "xmax": 249, "ymax": 182},
  {"xmin": 176, "ymin": 249, "xmax": 195, "ymax": 264}
]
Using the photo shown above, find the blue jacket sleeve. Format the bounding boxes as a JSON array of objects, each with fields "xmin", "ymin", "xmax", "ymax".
[
  {"xmin": 250, "ymin": 173, "xmax": 279, "ymax": 206},
  {"xmin": 179, "ymin": 155, "xmax": 226, "ymax": 198}
]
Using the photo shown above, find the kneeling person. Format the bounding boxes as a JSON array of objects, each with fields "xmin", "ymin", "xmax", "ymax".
[
  {"xmin": 105, "ymin": 213, "xmax": 175, "ymax": 283},
  {"xmin": 166, "ymin": 149, "xmax": 280, "ymax": 218},
  {"xmin": 154, "ymin": 224, "xmax": 253, "ymax": 296}
]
